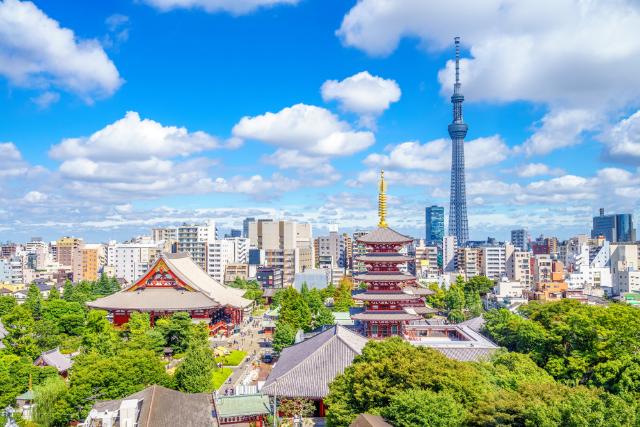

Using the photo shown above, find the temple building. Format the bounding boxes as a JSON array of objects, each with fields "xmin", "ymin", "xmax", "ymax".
[
  {"xmin": 87, "ymin": 253, "xmax": 252, "ymax": 332},
  {"xmin": 351, "ymin": 171, "xmax": 433, "ymax": 338}
]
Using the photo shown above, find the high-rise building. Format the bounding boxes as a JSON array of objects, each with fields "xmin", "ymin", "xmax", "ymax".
[
  {"xmin": 425, "ymin": 206, "xmax": 445, "ymax": 246},
  {"xmin": 81, "ymin": 244, "xmax": 105, "ymax": 282},
  {"xmin": 248, "ymin": 219, "xmax": 313, "ymax": 285},
  {"xmin": 152, "ymin": 227, "xmax": 178, "ymax": 243},
  {"xmin": 510, "ymin": 229, "xmax": 529, "ymax": 251},
  {"xmin": 57, "ymin": 237, "xmax": 84, "ymax": 281},
  {"xmin": 443, "ymin": 235, "xmax": 457, "ymax": 273},
  {"xmin": 447, "ymin": 37, "xmax": 469, "ymax": 245},
  {"xmin": 242, "ymin": 217, "xmax": 255, "ymax": 238},
  {"xmin": 481, "ymin": 244, "xmax": 508, "ymax": 279},
  {"xmin": 592, "ymin": 208, "xmax": 636, "ymax": 243},
  {"xmin": 177, "ymin": 221, "xmax": 217, "ymax": 271},
  {"xmin": 455, "ymin": 247, "xmax": 481, "ymax": 278},
  {"xmin": 105, "ymin": 240, "xmax": 163, "ymax": 284},
  {"xmin": 206, "ymin": 237, "xmax": 249, "ymax": 283},
  {"xmin": 314, "ymin": 230, "xmax": 349, "ymax": 269}
]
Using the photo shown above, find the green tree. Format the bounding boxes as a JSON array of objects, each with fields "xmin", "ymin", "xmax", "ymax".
[
  {"xmin": 314, "ymin": 306, "xmax": 335, "ymax": 328},
  {"xmin": 48, "ymin": 286, "xmax": 61, "ymax": 300},
  {"xmin": 156, "ymin": 312, "xmax": 194, "ymax": 353},
  {"xmin": 175, "ymin": 343, "xmax": 215, "ymax": 393},
  {"xmin": 33, "ymin": 376, "xmax": 73, "ymax": 427},
  {"xmin": 381, "ymin": 389, "xmax": 466, "ymax": 427},
  {"xmin": 333, "ymin": 278, "xmax": 353, "ymax": 312},
  {"xmin": 62, "ymin": 280, "xmax": 74, "ymax": 302},
  {"xmin": 0, "ymin": 354, "xmax": 58, "ymax": 408},
  {"xmin": 466, "ymin": 276, "xmax": 495, "ymax": 295},
  {"xmin": 25, "ymin": 283, "xmax": 43, "ymax": 319},
  {"xmin": 444, "ymin": 283, "xmax": 465, "ymax": 312},
  {"xmin": 2, "ymin": 305, "xmax": 39, "ymax": 359},
  {"xmin": 0, "ymin": 295, "xmax": 16, "ymax": 317},
  {"xmin": 272, "ymin": 320, "xmax": 296, "ymax": 352},
  {"xmin": 278, "ymin": 288, "xmax": 312, "ymax": 331},
  {"xmin": 426, "ymin": 283, "xmax": 445, "ymax": 309}
]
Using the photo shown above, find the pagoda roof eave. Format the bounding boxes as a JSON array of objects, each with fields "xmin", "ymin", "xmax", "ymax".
[{"xmin": 356, "ymin": 227, "xmax": 413, "ymax": 244}]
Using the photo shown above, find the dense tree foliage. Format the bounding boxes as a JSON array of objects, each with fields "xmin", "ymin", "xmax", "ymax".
[
  {"xmin": 484, "ymin": 299, "xmax": 640, "ymax": 395},
  {"xmin": 426, "ymin": 275, "xmax": 491, "ymax": 323},
  {"xmin": 175, "ymin": 341, "xmax": 215, "ymax": 393},
  {"xmin": 0, "ymin": 274, "xmax": 217, "ymax": 425},
  {"xmin": 325, "ymin": 338, "xmax": 638, "ymax": 427}
]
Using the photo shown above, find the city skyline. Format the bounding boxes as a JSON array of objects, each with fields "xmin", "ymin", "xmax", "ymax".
[{"xmin": 2, "ymin": 0, "xmax": 640, "ymax": 242}]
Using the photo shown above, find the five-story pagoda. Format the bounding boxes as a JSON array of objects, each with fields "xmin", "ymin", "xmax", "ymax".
[{"xmin": 352, "ymin": 171, "xmax": 425, "ymax": 338}]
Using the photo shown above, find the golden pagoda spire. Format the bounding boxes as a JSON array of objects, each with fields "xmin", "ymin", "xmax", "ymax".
[{"xmin": 378, "ymin": 169, "xmax": 388, "ymax": 228}]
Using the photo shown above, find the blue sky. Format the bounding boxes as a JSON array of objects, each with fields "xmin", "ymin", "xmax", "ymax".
[{"xmin": 1, "ymin": 0, "xmax": 639, "ymax": 242}]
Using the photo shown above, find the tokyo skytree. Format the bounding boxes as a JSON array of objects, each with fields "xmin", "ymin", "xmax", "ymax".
[{"xmin": 447, "ymin": 37, "xmax": 469, "ymax": 244}]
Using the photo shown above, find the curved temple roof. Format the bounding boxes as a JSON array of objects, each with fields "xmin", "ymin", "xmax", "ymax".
[{"xmin": 356, "ymin": 227, "xmax": 413, "ymax": 244}]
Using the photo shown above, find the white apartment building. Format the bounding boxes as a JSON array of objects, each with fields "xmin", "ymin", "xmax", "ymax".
[
  {"xmin": 106, "ymin": 241, "xmax": 164, "ymax": 283},
  {"xmin": 455, "ymin": 247, "xmax": 480, "ymax": 278},
  {"xmin": 177, "ymin": 221, "xmax": 217, "ymax": 271},
  {"xmin": 481, "ymin": 245, "xmax": 508, "ymax": 279},
  {"xmin": 506, "ymin": 247, "xmax": 532, "ymax": 288},
  {"xmin": 206, "ymin": 238, "xmax": 249, "ymax": 283},
  {"xmin": 414, "ymin": 242, "xmax": 439, "ymax": 277},
  {"xmin": 443, "ymin": 235, "xmax": 457, "ymax": 273},
  {"xmin": 315, "ymin": 228, "xmax": 348, "ymax": 269},
  {"xmin": 614, "ymin": 269, "xmax": 640, "ymax": 294}
]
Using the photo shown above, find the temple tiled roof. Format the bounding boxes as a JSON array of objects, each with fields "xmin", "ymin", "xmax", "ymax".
[
  {"xmin": 356, "ymin": 227, "xmax": 413, "ymax": 244},
  {"xmin": 353, "ymin": 292, "xmax": 423, "ymax": 301},
  {"xmin": 354, "ymin": 272, "xmax": 416, "ymax": 282},
  {"xmin": 163, "ymin": 253, "xmax": 252, "ymax": 308},
  {"xmin": 403, "ymin": 286, "xmax": 436, "ymax": 296},
  {"xmin": 351, "ymin": 311, "xmax": 421, "ymax": 321},
  {"xmin": 262, "ymin": 325, "xmax": 368, "ymax": 399},
  {"xmin": 88, "ymin": 253, "xmax": 252, "ymax": 312},
  {"xmin": 356, "ymin": 254, "xmax": 413, "ymax": 263},
  {"xmin": 35, "ymin": 348, "xmax": 73, "ymax": 373},
  {"xmin": 87, "ymin": 288, "xmax": 219, "ymax": 311}
]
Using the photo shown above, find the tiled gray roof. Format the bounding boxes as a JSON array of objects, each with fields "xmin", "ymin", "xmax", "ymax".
[
  {"xmin": 350, "ymin": 414, "xmax": 393, "ymax": 427},
  {"xmin": 459, "ymin": 315, "xmax": 486, "ymax": 333},
  {"xmin": 36, "ymin": 348, "xmax": 73, "ymax": 373},
  {"xmin": 403, "ymin": 286, "xmax": 436, "ymax": 296},
  {"xmin": 87, "ymin": 288, "xmax": 219, "ymax": 311},
  {"xmin": 357, "ymin": 227, "xmax": 413, "ymax": 244},
  {"xmin": 262, "ymin": 325, "xmax": 368, "ymax": 399},
  {"xmin": 90, "ymin": 385, "xmax": 214, "ymax": 427}
]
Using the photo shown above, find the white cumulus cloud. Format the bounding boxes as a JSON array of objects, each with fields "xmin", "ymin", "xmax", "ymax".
[
  {"xmin": 321, "ymin": 71, "xmax": 401, "ymax": 127},
  {"xmin": 363, "ymin": 135, "xmax": 508, "ymax": 172},
  {"xmin": 0, "ymin": 0, "xmax": 122, "ymax": 100},
  {"xmin": 141, "ymin": 0, "xmax": 298, "ymax": 15},
  {"xmin": 517, "ymin": 163, "xmax": 564, "ymax": 178},
  {"xmin": 50, "ymin": 111, "xmax": 219, "ymax": 161},
  {"xmin": 601, "ymin": 110, "xmax": 640, "ymax": 163},
  {"xmin": 232, "ymin": 103, "xmax": 375, "ymax": 156}
]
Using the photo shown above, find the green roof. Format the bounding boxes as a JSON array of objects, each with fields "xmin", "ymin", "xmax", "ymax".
[
  {"xmin": 215, "ymin": 394, "xmax": 271, "ymax": 417},
  {"xmin": 264, "ymin": 307, "xmax": 280, "ymax": 318},
  {"xmin": 261, "ymin": 320, "xmax": 276, "ymax": 328},
  {"xmin": 624, "ymin": 293, "xmax": 640, "ymax": 301},
  {"xmin": 16, "ymin": 390, "xmax": 34, "ymax": 401}
]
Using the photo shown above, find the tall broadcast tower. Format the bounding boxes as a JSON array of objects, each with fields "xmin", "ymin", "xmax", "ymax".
[{"xmin": 447, "ymin": 37, "xmax": 469, "ymax": 245}]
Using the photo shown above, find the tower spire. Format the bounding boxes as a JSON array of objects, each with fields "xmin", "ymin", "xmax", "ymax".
[
  {"xmin": 378, "ymin": 169, "xmax": 388, "ymax": 228},
  {"xmin": 454, "ymin": 36, "xmax": 461, "ymax": 95},
  {"xmin": 448, "ymin": 36, "xmax": 469, "ymax": 245}
]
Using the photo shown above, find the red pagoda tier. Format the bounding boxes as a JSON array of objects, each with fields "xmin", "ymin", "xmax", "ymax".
[{"xmin": 351, "ymin": 171, "xmax": 432, "ymax": 338}]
